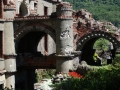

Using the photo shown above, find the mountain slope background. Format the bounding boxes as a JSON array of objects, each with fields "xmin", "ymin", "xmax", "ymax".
[{"xmin": 63, "ymin": 0, "xmax": 120, "ymax": 28}]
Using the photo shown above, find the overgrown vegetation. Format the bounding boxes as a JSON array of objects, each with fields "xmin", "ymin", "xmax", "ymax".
[
  {"xmin": 63, "ymin": 0, "xmax": 120, "ymax": 27},
  {"xmin": 36, "ymin": 69, "xmax": 56, "ymax": 82},
  {"xmin": 94, "ymin": 38, "xmax": 110, "ymax": 51},
  {"xmin": 42, "ymin": 69, "xmax": 56, "ymax": 79},
  {"xmin": 35, "ymin": 69, "xmax": 40, "ymax": 82},
  {"xmin": 53, "ymin": 54, "xmax": 120, "ymax": 90}
]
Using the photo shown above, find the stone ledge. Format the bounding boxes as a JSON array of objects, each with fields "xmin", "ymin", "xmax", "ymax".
[
  {"xmin": 0, "ymin": 81, "xmax": 5, "ymax": 85},
  {"xmin": 0, "ymin": 19, "xmax": 4, "ymax": 21},
  {"xmin": 0, "ymin": 70, "xmax": 6, "ymax": 74}
]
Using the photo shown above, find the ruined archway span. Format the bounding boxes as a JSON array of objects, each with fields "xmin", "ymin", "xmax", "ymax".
[
  {"xmin": 76, "ymin": 31, "xmax": 120, "ymax": 65},
  {"xmin": 14, "ymin": 22, "xmax": 56, "ymax": 43},
  {"xmin": 76, "ymin": 31, "xmax": 120, "ymax": 51}
]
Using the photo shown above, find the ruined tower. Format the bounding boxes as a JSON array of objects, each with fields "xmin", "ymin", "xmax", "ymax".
[
  {"xmin": 55, "ymin": 2, "xmax": 74, "ymax": 73},
  {"xmin": 0, "ymin": 0, "xmax": 119, "ymax": 90}
]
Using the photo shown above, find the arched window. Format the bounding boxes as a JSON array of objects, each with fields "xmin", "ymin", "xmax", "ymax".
[{"xmin": 19, "ymin": 2, "xmax": 28, "ymax": 16}]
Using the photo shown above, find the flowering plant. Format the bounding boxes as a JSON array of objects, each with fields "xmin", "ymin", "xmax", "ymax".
[{"xmin": 68, "ymin": 71, "xmax": 83, "ymax": 78}]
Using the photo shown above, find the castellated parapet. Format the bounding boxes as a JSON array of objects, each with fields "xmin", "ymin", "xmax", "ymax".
[{"xmin": 56, "ymin": 2, "xmax": 72, "ymax": 19}]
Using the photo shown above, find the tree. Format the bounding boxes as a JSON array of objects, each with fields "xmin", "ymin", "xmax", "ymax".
[
  {"xmin": 63, "ymin": 0, "xmax": 120, "ymax": 27},
  {"xmin": 94, "ymin": 38, "xmax": 110, "ymax": 51}
]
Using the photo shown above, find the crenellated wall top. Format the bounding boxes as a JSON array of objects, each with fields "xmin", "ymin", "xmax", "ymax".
[{"xmin": 56, "ymin": 2, "xmax": 72, "ymax": 11}]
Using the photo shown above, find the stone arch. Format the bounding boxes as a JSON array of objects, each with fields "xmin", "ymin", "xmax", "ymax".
[
  {"xmin": 76, "ymin": 31, "xmax": 120, "ymax": 65},
  {"xmin": 14, "ymin": 23, "xmax": 56, "ymax": 47},
  {"xmin": 76, "ymin": 31, "xmax": 120, "ymax": 50}
]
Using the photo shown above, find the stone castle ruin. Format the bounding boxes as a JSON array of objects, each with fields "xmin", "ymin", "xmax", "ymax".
[{"xmin": 0, "ymin": 0, "xmax": 120, "ymax": 90}]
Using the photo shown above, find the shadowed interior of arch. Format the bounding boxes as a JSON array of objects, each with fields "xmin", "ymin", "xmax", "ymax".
[
  {"xmin": 17, "ymin": 31, "xmax": 46, "ymax": 53},
  {"xmin": 80, "ymin": 37, "xmax": 116, "ymax": 66}
]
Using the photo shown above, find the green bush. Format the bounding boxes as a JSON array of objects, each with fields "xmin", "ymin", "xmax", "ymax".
[
  {"xmin": 35, "ymin": 70, "xmax": 40, "ymax": 82},
  {"xmin": 54, "ymin": 78, "xmax": 81, "ymax": 90},
  {"xmin": 54, "ymin": 67, "xmax": 120, "ymax": 90},
  {"xmin": 42, "ymin": 69, "xmax": 56, "ymax": 79},
  {"xmin": 83, "ymin": 67, "xmax": 120, "ymax": 90},
  {"xmin": 53, "ymin": 54, "xmax": 120, "ymax": 90},
  {"xmin": 112, "ymin": 54, "xmax": 120, "ymax": 67}
]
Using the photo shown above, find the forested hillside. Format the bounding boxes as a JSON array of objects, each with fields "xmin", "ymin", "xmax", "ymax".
[{"xmin": 63, "ymin": 0, "xmax": 120, "ymax": 27}]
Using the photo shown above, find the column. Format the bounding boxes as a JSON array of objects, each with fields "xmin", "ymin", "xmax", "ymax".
[
  {"xmin": 55, "ymin": 2, "xmax": 74, "ymax": 73},
  {"xmin": 3, "ymin": 4, "xmax": 16, "ymax": 89}
]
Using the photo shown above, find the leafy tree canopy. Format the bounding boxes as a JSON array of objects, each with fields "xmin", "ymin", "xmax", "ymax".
[{"xmin": 63, "ymin": 0, "xmax": 120, "ymax": 27}]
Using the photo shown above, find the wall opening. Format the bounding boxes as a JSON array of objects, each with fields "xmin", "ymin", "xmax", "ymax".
[
  {"xmin": 44, "ymin": 34, "xmax": 48, "ymax": 53},
  {"xmin": 0, "ymin": 0, "xmax": 3, "ymax": 18},
  {"xmin": 44, "ymin": 6, "xmax": 48, "ymax": 15},
  {"xmin": 17, "ymin": 31, "xmax": 46, "ymax": 53},
  {"xmin": 19, "ymin": 2, "xmax": 28, "ymax": 16},
  {"xmin": 0, "ymin": 84, "xmax": 3, "ymax": 89},
  {"xmin": 0, "ymin": 31, "xmax": 3, "ymax": 58},
  {"xmin": 80, "ymin": 37, "xmax": 115, "ymax": 66}
]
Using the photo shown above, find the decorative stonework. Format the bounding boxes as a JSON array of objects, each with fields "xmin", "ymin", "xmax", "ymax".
[
  {"xmin": 76, "ymin": 31, "xmax": 120, "ymax": 50},
  {"xmin": 56, "ymin": 2, "xmax": 72, "ymax": 19},
  {"xmin": 14, "ymin": 16, "xmax": 50, "ymax": 20},
  {"xmin": 4, "ymin": 5, "xmax": 16, "ymax": 10},
  {"xmin": 64, "ymin": 45, "xmax": 73, "ymax": 54},
  {"xmin": 3, "ymin": 0, "xmax": 16, "ymax": 10},
  {"xmin": 60, "ymin": 30, "xmax": 70, "ymax": 39},
  {"xmin": 14, "ymin": 23, "xmax": 56, "ymax": 43}
]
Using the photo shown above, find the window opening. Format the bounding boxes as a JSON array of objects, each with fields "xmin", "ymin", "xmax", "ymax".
[
  {"xmin": 0, "ymin": 31, "xmax": 3, "ymax": 58},
  {"xmin": 44, "ymin": 6, "xmax": 48, "ymax": 15}
]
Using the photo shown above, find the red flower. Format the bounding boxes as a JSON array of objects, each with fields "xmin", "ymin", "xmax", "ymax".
[{"xmin": 68, "ymin": 72, "xmax": 83, "ymax": 78}]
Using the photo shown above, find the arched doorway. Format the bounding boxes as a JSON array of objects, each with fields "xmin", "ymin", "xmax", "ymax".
[
  {"xmin": 17, "ymin": 31, "xmax": 45, "ymax": 53},
  {"xmin": 14, "ymin": 23, "xmax": 56, "ymax": 90},
  {"xmin": 14, "ymin": 23, "xmax": 56, "ymax": 55},
  {"xmin": 76, "ymin": 31, "xmax": 119, "ymax": 66}
]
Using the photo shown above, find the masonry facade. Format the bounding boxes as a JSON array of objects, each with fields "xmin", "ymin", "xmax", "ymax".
[
  {"xmin": 0, "ymin": 0, "xmax": 79, "ymax": 89},
  {"xmin": 0, "ymin": 0, "xmax": 120, "ymax": 90}
]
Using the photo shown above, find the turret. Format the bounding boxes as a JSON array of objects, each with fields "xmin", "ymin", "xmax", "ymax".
[{"xmin": 55, "ymin": 2, "xmax": 74, "ymax": 73}]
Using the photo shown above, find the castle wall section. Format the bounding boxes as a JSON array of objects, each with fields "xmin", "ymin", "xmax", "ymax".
[{"xmin": 37, "ymin": 0, "xmax": 53, "ymax": 16}]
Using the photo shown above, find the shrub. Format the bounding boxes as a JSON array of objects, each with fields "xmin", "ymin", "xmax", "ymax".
[
  {"xmin": 53, "ymin": 55, "xmax": 120, "ymax": 90},
  {"xmin": 42, "ymin": 69, "xmax": 56, "ymax": 79},
  {"xmin": 35, "ymin": 69, "xmax": 40, "ymax": 82},
  {"xmin": 54, "ymin": 67, "xmax": 120, "ymax": 90},
  {"xmin": 112, "ymin": 54, "xmax": 120, "ymax": 67}
]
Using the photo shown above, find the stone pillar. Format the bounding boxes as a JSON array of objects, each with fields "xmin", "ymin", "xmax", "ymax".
[
  {"xmin": 3, "ymin": 5, "xmax": 16, "ymax": 89},
  {"xmin": 56, "ymin": 2, "xmax": 74, "ymax": 73}
]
